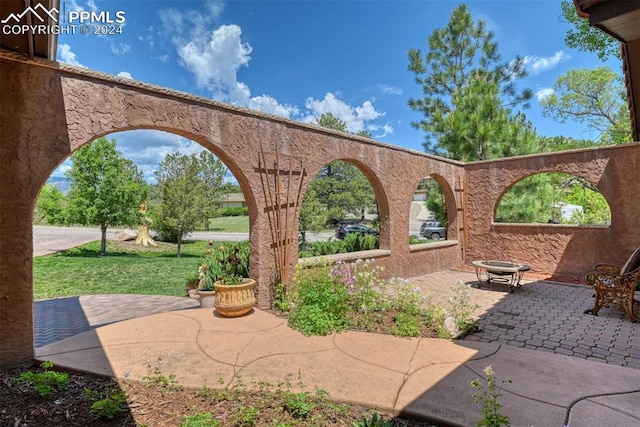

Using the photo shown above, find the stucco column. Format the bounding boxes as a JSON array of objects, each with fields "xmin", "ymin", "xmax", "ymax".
[
  {"xmin": 1, "ymin": 60, "xmax": 36, "ymax": 366},
  {"xmin": 1, "ymin": 58, "xmax": 72, "ymax": 367}
]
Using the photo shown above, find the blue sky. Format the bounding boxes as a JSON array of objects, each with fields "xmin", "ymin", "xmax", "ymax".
[{"xmin": 52, "ymin": 0, "xmax": 621, "ymax": 183}]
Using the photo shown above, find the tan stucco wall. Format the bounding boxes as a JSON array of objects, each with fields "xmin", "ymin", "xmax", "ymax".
[
  {"xmin": 3, "ymin": 51, "xmax": 640, "ymax": 367},
  {"xmin": 464, "ymin": 145, "xmax": 640, "ymax": 276},
  {"xmin": 0, "ymin": 54, "xmax": 465, "ymax": 366}
]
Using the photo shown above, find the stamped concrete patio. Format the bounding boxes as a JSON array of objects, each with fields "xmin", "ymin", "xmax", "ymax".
[{"xmin": 34, "ymin": 269, "xmax": 640, "ymax": 426}]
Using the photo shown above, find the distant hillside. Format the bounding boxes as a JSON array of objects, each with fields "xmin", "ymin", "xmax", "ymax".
[{"xmin": 47, "ymin": 176, "xmax": 71, "ymax": 194}]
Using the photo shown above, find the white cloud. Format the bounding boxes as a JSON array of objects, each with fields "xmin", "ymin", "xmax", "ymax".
[
  {"xmin": 523, "ymin": 51, "xmax": 570, "ymax": 76},
  {"xmin": 158, "ymin": 1, "xmax": 390, "ymax": 134},
  {"xmin": 65, "ymin": 0, "xmax": 84, "ymax": 11},
  {"xmin": 161, "ymin": 3, "xmax": 297, "ymax": 117},
  {"xmin": 155, "ymin": 54, "xmax": 169, "ymax": 63},
  {"xmin": 368, "ymin": 123, "xmax": 394, "ymax": 139},
  {"xmin": 63, "ymin": 0, "xmax": 96, "ymax": 13},
  {"xmin": 536, "ymin": 87, "xmax": 554, "ymax": 102},
  {"xmin": 110, "ymin": 42, "xmax": 130, "ymax": 55},
  {"xmin": 377, "ymin": 84, "xmax": 402, "ymax": 95},
  {"xmin": 178, "ymin": 24, "xmax": 252, "ymax": 99},
  {"xmin": 303, "ymin": 93, "xmax": 385, "ymax": 134},
  {"xmin": 58, "ymin": 44, "xmax": 86, "ymax": 68},
  {"xmin": 112, "ymin": 130, "xmax": 206, "ymax": 182},
  {"xmin": 248, "ymin": 95, "xmax": 299, "ymax": 118},
  {"xmin": 159, "ymin": 0, "xmax": 225, "ymax": 43},
  {"xmin": 117, "ymin": 71, "xmax": 133, "ymax": 79},
  {"xmin": 139, "ymin": 34, "xmax": 154, "ymax": 49}
]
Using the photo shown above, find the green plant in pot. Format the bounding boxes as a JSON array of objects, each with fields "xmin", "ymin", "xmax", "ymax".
[{"xmin": 199, "ymin": 241, "xmax": 255, "ymax": 317}]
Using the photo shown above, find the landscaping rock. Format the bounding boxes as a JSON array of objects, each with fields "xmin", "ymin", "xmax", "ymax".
[{"xmin": 110, "ymin": 229, "xmax": 137, "ymax": 241}]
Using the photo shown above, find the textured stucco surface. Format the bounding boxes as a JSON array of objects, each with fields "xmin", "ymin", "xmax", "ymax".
[
  {"xmin": 1, "ymin": 56, "xmax": 464, "ymax": 365},
  {"xmin": 464, "ymin": 146, "xmax": 640, "ymax": 276},
  {"xmin": 2, "ymin": 53, "xmax": 640, "ymax": 367}
]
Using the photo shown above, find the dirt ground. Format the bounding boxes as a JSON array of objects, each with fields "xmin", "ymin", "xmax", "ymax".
[{"xmin": 0, "ymin": 362, "xmax": 437, "ymax": 426}]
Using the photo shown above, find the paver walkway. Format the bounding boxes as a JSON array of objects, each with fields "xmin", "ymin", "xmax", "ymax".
[
  {"xmin": 411, "ymin": 270, "xmax": 640, "ymax": 370},
  {"xmin": 35, "ymin": 295, "xmax": 199, "ymax": 347}
]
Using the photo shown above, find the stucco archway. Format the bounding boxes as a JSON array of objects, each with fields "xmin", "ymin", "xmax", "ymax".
[{"xmin": 1, "ymin": 56, "xmax": 467, "ymax": 366}]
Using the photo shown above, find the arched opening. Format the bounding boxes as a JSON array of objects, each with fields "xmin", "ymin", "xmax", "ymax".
[
  {"xmin": 495, "ymin": 172, "xmax": 611, "ymax": 225},
  {"xmin": 32, "ymin": 129, "xmax": 254, "ymax": 344},
  {"xmin": 410, "ymin": 175, "xmax": 454, "ymax": 245},
  {"xmin": 297, "ymin": 159, "xmax": 387, "ymax": 257}
]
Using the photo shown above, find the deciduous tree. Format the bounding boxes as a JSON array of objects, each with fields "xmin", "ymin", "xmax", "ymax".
[
  {"xmin": 66, "ymin": 137, "xmax": 147, "ymax": 256},
  {"xmin": 540, "ymin": 67, "xmax": 632, "ymax": 144},
  {"xmin": 155, "ymin": 151, "xmax": 228, "ymax": 257},
  {"xmin": 560, "ymin": 0, "xmax": 621, "ymax": 62},
  {"xmin": 34, "ymin": 183, "xmax": 68, "ymax": 225}
]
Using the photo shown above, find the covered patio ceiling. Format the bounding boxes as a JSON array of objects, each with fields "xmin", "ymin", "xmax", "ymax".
[
  {"xmin": 0, "ymin": 0, "xmax": 58, "ymax": 60},
  {"xmin": 574, "ymin": 0, "xmax": 640, "ymax": 141}
]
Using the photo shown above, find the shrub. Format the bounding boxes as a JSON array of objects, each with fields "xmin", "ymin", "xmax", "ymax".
[
  {"xmin": 393, "ymin": 312, "xmax": 421, "ymax": 337},
  {"xmin": 288, "ymin": 263, "xmax": 348, "ymax": 336},
  {"xmin": 298, "ymin": 233, "xmax": 379, "ymax": 258},
  {"xmin": 409, "ymin": 235, "xmax": 430, "ymax": 244},
  {"xmin": 449, "ymin": 281, "xmax": 479, "ymax": 330},
  {"xmin": 283, "ymin": 258, "xmax": 477, "ymax": 339},
  {"xmin": 220, "ymin": 207, "xmax": 248, "ymax": 217},
  {"xmin": 282, "ymin": 391, "xmax": 316, "ymax": 419}
]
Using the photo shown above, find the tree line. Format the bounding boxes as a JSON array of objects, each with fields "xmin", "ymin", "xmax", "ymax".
[
  {"xmin": 406, "ymin": 2, "xmax": 628, "ymax": 224},
  {"xmin": 36, "ymin": 2, "xmax": 628, "ymax": 252}
]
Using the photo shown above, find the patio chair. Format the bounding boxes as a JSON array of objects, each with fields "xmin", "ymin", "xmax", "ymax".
[{"xmin": 584, "ymin": 247, "xmax": 640, "ymax": 322}]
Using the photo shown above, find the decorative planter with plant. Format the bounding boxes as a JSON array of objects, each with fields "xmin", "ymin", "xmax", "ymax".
[{"xmin": 199, "ymin": 241, "xmax": 255, "ymax": 317}]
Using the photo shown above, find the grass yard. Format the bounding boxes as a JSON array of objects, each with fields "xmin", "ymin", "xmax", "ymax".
[
  {"xmin": 207, "ymin": 215, "xmax": 249, "ymax": 232},
  {"xmin": 33, "ymin": 240, "xmax": 217, "ymax": 299}
]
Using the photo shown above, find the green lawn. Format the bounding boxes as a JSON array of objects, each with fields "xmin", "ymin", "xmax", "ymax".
[
  {"xmin": 207, "ymin": 216, "xmax": 249, "ymax": 233},
  {"xmin": 33, "ymin": 240, "xmax": 215, "ymax": 299}
]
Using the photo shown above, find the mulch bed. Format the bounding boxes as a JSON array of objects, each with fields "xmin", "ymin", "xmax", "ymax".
[{"xmin": 0, "ymin": 361, "xmax": 438, "ymax": 427}]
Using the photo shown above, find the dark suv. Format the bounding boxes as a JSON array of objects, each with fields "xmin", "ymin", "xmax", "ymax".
[
  {"xmin": 420, "ymin": 221, "xmax": 447, "ymax": 240},
  {"xmin": 335, "ymin": 224, "xmax": 378, "ymax": 240}
]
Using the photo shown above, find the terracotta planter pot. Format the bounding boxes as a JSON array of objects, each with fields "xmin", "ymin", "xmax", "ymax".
[
  {"xmin": 196, "ymin": 290, "xmax": 216, "ymax": 308},
  {"xmin": 213, "ymin": 278, "xmax": 256, "ymax": 317}
]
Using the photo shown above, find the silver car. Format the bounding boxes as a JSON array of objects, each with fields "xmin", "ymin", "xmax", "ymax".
[{"xmin": 420, "ymin": 221, "xmax": 447, "ymax": 240}]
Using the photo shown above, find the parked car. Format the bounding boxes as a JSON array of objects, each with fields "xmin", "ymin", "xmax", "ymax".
[
  {"xmin": 335, "ymin": 224, "xmax": 378, "ymax": 240},
  {"xmin": 420, "ymin": 221, "xmax": 447, "ymax": 240}
]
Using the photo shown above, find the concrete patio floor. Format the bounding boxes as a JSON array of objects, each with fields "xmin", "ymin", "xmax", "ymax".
[{"xmin": 34, "ymin": 270, "xmax": 640, "ymax": 426}]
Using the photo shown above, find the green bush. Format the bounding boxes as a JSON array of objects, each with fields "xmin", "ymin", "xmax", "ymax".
[
  {"xmin": 220, "ymin": 206, "xmax": 249, "ymax": 217},
  {"xmin": 288, "ymin": 264, "xmax": 348, "ymax": 336},
  {"xmin": 409, "ymin": 235, "xmax": 430, "ymax": 244},
  {"xmin": 283, "ymin": 259, "xmax": 477, "ymax": 339},
  {"xmin": 298, "ymin": 233, "xmax": 379, "ymax": 258},
  {"xmin": 282, "ymin": 391, "xmax": 316, "ymax": 419},
  {"xmin": 392, "ymin": 312, "xmax": 421, "ymax": 337}
]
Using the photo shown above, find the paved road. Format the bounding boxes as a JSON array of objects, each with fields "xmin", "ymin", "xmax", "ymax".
[
  {"xmin": 33, "ymin": 226, "xmax": 114, "ymax": 256},
  {"xmin": 32, "ymin": 226, "xmax": 335, "ymax": 256}
]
